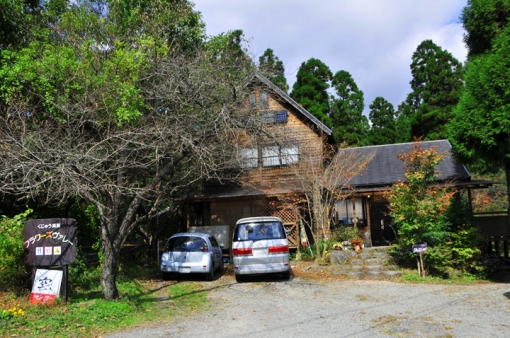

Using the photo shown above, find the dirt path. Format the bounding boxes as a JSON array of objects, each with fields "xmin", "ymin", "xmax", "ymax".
[{"xmin": 107, "ymin": 263, "xmax": 510, "ymax": 338}]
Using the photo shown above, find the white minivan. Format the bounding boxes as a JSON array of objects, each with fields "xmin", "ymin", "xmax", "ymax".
[{"xmin": 231, "ymin": 216, "xmax": 290, "ymax": 282}]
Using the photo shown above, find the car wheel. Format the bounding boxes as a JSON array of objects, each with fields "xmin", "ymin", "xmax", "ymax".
[
  {"xmin": 282, "ymin": 271, "xmax": 291, "ymax": 280},
  {"xmin": 235, "ymin": 274, "xmax": 245, "ymax": 283},
  {"xmin": 162, "ymin": 272, "xmax": 172, "ymax": 281},
  {"xmin": 218, "ymin": 261, "xmax": 224, "ymax": 273},
  {"xmin": 205, "ymin": 265, "xmax": 214, "ymax": 281}
]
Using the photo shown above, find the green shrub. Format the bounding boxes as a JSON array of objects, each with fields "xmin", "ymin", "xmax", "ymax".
[
  {"xmin": 291, "ymin": 245, "xmax": 315, "ymax": 261},
  {"xmin": 424, "ymin": 196, "xmax": 485, "ymax": 276},
  {"xmin": 0, "ymin": 209, "xmax": 33, "ymax": 293},
  {"xmin": 386, "ymin": 143, "xmax": 486, "ymax": 277},
  {"xmin": 333, "ymin": 225, "xmax": 363, "ymax": 242}
]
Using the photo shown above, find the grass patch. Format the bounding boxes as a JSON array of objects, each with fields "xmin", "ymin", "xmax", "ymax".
[
  {"xmin": 0, "ymin": 264, "xmax": 208, "ymax": 337},
  {"xmin": 400, "ymin": 269, "xmax": 487, "ymax": 284}
]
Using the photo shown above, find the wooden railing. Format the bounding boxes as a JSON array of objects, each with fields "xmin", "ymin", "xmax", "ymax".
[
  {"xmin": 483, "ymin": 236, "xmax": 510, "ymax": 264},
  {"xmin": 474, "ymin": 211, "xmax": 510, "ymax": 264}
]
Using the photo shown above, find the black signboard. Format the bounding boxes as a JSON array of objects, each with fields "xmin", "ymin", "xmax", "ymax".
[{"xmin": 23, "ymin": 218, "xmax": 78, "ymax": 266}]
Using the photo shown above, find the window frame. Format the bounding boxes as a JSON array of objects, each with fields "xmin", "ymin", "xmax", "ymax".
[
  {"xmin": 240, "ymin": 147, "xmax": 258, "ymax": 168},
  {"xmin": 261, "ymin": 144, "xmax": 299, "ymax": 167}
]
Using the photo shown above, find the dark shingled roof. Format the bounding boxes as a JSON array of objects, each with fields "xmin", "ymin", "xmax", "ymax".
[{"xmin": 345, "ymin": 140, "xmax": 471, "ymax": 188}]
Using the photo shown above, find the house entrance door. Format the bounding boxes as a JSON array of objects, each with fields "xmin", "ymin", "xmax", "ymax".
[{"xmin": 369, "ymin": 202, "xmax": 395, "ymax": 246}]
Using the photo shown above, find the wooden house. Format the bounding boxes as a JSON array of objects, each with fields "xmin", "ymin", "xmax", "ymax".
[
  {"xmin": 335, "ymin": 140, "xmax": 496, "ymax": 246},
  {"xmin": 185, "ymin": 72, "xmax": 333, "ymax": 248},
  {"xmin": 183, "ymin": 73, "xmax": 497, "ymax": 250}
]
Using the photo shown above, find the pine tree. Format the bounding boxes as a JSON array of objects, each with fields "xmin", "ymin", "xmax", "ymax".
[
  {"xmin": 258, "ymin": 48, "xmax": 288, "ymax": 92},
  {"xmin": 368, "ymin": 96, "xmax": 397, "ymax": 145},
  {"xmin": 461, "ymin": 0, "xmax": 510, "ymax": 59},
  {"xmin": 405, "ymin": 40, "xmax": 463, "ymax": 140},
  {"xmin": 330, "ymin": 70, "xmax": 368, "ymax": 146},
  {"xmin": 449, "ymin": 0, "xmax": 510, "ymax": 218},
  {"xmin": 395, "ymin": 101, "xmax": 412, "ymax": 143},
  {"xmin": 290, "ymin": 58, "xmax": 332, "ymax": 127}
]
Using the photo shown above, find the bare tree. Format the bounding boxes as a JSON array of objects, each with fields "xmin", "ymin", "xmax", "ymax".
[
  {"xmin": 0, "ymin": 1, "xmax": 255, "ymax": 299},
  {"xmin": 279, "ymin": 142, "xmax": 375, "ymax": 262}
]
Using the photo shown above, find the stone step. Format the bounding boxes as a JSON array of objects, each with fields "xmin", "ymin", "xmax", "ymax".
[
  {"xmin": 358, "ymin": 253, "xmax": 372, "ymax": 260},
  {"xmin": 366, "ymin": 271, "xmax": 381, "ymax": 279},
  {"xmin": 382, "ymin": 271, "xmax": 403, "ymax": 278},
  {"xmin": 365, "ymin": 265, "xmax": 383, "ymax": 272},
  {"xmin": 365, "ymin": 258, "xmax": 383, "ymax": 265},
  {"xmin": 350, "ymin": 259, "xmax": 364, "ymax": 266},
  {"xmin": 347, "ymin": 271, "xmax": 364, "ymax": 278}
]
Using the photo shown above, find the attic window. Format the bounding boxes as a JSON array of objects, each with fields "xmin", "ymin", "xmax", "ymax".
[
  {"xmin": 249, "ymin": 92, "xmax": 256, "ymax": 109},
  {"xmin": 260, "ymin": 91, "xmax": 269, "ymax": 109},
  {"xmin": 261, "ymin": 110, "xmax": 288, "ymax": 124},
  {"xmin": 276, "ymin": 110, "xmax": 288, "ymax": 123}
]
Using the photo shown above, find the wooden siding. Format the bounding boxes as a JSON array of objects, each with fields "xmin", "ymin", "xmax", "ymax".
[
  {"xmin": 208, "ymin": 197, "xmax": 299, "ymax": 248},
  {"xmin": 186, "ymin": 84, "xmax": 328, "ymax": 250},
  {"xmin": 240, "ymin": 89, "xmax": 324, "ymax": 189}
]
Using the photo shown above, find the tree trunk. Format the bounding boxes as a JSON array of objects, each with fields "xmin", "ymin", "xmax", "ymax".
[
  {"xmin": 101, "ymin": 239, "xmax": 120, "ymax": 300},
  {"xmin": 100, "ymin": 215, "xmax": 121, "ymax": 300},
  {"xmin": 505, "ymin": 161, "xmax": 510, "ymax": 234},
  {"xmin": 312, "ymin": 185, "xmax": 322, "ymax": 259}
]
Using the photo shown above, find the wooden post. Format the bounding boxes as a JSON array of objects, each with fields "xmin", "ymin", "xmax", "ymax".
[
  {"xmin": 63, "ymin": 265, "xmax": 68, "ymax": 303},
  {"xmin": 419, "ymin": 252, "xmax": 425, "ymax": 277}
]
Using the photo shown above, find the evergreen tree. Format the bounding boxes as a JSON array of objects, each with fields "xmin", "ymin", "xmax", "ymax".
[
  {"xmin": 290, "ymin": 58, "xmax": 332, "ymax": 127},
  {"xmin": 395, "ymin": 101, "xmax": 412, "ymax": 143},
  {"xmin": 461, "ymin": 0, "xmax": 510, "ymax": 59},
  {"xmin": 258, "ymin": 48, "xmax": 288, "ymax": 92},
  {"xmin": 330, "ymin": 70, "xmax": 368, "ymax": 146},
  {"xmin": 0, "ymin": 0, "xmax": 44, "ymax": 52},
  {"xmin": 206, "ymin": 29, "xmax": 248, "ymax": 62},
  {"xmin": 405, "ymin": 40, "xmax": 463, "ymax": 140},
  {"xmin": 368, "ymin": 96, "xmax": 397, "ymax": 145},
  {"xmin": 449, "ymin": 16, "xmax": 510, "ymax": 219}
]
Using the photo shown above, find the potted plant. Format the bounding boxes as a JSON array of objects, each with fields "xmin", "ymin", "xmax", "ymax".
[{"xmin": 351, "ymin": 237, "xmax": 363, "ymax": 251}]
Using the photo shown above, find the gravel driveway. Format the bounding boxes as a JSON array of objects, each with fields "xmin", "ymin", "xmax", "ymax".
[{"xmin": 107, "ymin": 264, "xmax": 510, "ymax": 338}]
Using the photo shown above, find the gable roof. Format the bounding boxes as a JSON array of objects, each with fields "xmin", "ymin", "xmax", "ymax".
[
  {"xmin": 244, "ymin": 72, "xmax": 333, "ymax": 139},
  {"xmin": 345, "ymin": 140, "xmax": 471, "ymax": 188}
]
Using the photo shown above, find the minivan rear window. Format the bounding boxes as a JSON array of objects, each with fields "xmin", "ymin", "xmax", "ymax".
[
  {"xmin": 233, "ymin": 221, "xmax": 285, "ymax": 242},
  {"xmin": 167, "ymin": 236, "xmax": 207, "ymax": 252}
]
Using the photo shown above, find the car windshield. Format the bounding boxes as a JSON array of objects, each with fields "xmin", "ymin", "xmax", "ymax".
[
  {"xmin": 167, "ymin": 236, "xmax": 207, "ymax": 252},
  {"xmin": 234, "ymin": 221, "xmax": 285, "ymax": 241}
]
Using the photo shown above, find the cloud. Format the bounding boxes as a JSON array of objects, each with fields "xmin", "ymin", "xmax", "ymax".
[{"xmin": 192, "ymin": 0, "xmax": 468, "ymax": 115}]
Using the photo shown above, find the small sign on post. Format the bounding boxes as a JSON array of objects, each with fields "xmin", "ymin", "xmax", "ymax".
[
  {"xmin": 412, "ymin": 243, "xmax": 427, "ymax": 277},
  {"xmin": 412, "ymin": 243, "xmax": 428, "ymax": 254}
]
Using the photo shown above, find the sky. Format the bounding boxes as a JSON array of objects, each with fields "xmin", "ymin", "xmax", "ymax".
[{"xmin": 192, "ymin": 0, "xmax": 468, "ymax": 116}]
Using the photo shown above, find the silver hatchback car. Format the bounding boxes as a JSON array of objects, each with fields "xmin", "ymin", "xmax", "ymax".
[
  {"xmin": 232, "ymin": 216, "xmax": 290, "ymax": 282},
  {"xmin": 160, "ymin": 232, "xmax": 224, "ymax": 281}
]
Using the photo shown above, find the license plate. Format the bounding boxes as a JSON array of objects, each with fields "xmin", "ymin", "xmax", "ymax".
[{"xmin": 179, "ymin": 267, "xmax": 191, "ymax": 273}]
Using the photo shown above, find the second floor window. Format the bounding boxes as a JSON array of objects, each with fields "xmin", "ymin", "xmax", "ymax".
[
  {"xmin": 240, "ymin": 148, "xmax": 258, "ymax": 168},
  {"xmin": 262, "ymin": 144, "xmax": 299, "ymax": 167}
]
